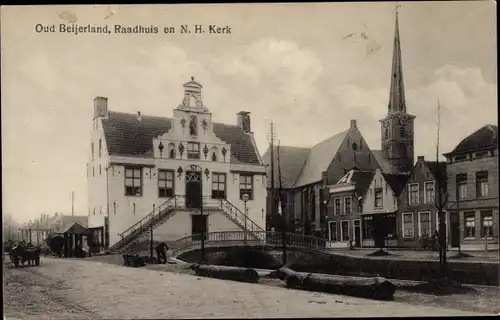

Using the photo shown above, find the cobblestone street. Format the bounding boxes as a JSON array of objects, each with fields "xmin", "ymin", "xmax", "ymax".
[{"xmin": 3, "ymin": 257, "xmax": 492, "ymax": 319}]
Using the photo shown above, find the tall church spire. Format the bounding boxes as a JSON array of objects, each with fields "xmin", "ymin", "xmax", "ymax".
[
  {"xmin": 388, "ymin": 7, "xmax": 406, "ymax": 114},
  {"xmin": 379, "ymin": 6, "xmax": 416, "ymax": 175}
]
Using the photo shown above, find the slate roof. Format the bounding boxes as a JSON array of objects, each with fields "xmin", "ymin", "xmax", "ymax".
[
  {"xmin": 57, "ymin": 216, "xmax": 88, "ymax": 233},
  {"xmin": 351, "ymin": 170, "xmax": 376, "ymax": 198},
  {"xmin": 382, "ymin": 173, "xmax": 409, "ymax": 197},
  {"xmin": 61, "ymin": 222, "xmax": 87, "ymax": 234},
  {"xmin": 424, "ymin": 161, "xmax": 447, "ymax": 185},
  {"xmin": 262, "ymin": 146, "xmax": 310, "ymax": 188},
  {"xmin": 446, "ymin": 125, "xmax": 498, "ymax": 155},
  {"xmin": 294, "ymin": 130, "xmax": 349, "ymax": 187},
  {"xmin": 101, "ymin": 111, "xmax": 261, "ymax": 165}
]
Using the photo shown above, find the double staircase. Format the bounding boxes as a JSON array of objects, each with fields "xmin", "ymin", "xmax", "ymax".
[{"xmin": 109, "ymin": 195, "xmax": 265, "ymax": 253}]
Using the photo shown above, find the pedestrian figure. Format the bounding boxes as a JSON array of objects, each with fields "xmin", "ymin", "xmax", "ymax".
[{"xmin": 155, "ymin": 242, "xmax": 169, "ymax": 264}]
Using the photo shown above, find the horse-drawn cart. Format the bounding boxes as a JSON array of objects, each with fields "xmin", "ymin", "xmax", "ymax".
[{"xmin": 10, "ymin": 245, "xmax": 41, "ymax": 267}]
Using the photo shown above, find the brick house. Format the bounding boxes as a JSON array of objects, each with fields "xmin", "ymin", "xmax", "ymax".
[
  {"xmin": 325, "ymin": 167, "xmax": 375, "ymax": 247},
  {"xmin": 443, "ymin": 125, "xmax": 498, "ymax": 250},
  {"xmin": 397, "ymin": 156, "xmax": 447, "ymax": 248}
]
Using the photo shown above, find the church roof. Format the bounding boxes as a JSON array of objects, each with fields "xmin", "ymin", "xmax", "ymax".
[
  {"xmin": 371, "ymin": 149, "xmax": 397, "ymax": 174},
  {"xmin": 445, "ymin": 125, "xmax": 498, "ymax": 156},
  {"xmin": 101, "ymin": 111, "xmax": 261, "ymax": 165},
  {"xmin": 261, "ymin": 146, "xmax": 310, "ymax": 188},
  {"xmin": 263, "ymin": 129, "xmax": 349, "ymax": 189},
  {"xmin": 294, "ymin": 130, "xmax": 349, "ymax": 187}
]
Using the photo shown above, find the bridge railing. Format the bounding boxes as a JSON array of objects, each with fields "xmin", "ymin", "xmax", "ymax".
[{"xmin": 169, "ymin": 231, "xmax": 328, "ymax": 256}]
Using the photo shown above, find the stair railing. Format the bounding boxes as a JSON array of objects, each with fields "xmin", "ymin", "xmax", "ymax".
[
  {"xmin": 218, "ymin": 199, "xmax": 266, "ymax": 240},
  {"xmin": 112, "ymin": 196, "xmax": 180, "ymax": 250}
]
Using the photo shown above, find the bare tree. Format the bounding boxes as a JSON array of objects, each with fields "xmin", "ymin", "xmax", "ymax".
[
  {"xmin": 435, "ymin": 99, "xmax": 448, "ymax": 277},
  {"xmin": 3, "ymin": 212, "xmax": 20, "ymax": 242}
]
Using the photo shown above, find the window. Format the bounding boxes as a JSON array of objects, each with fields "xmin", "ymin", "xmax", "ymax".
[
  {"xmin": 384, "ymin": 128, "xmax": 389, "ymax": 140},
  {"xmin": 187, "ymin": 142, "xmax": 200, "ymax": 159},
  {"xmin": 125, "ymin": 167, "xmax": 142, "ymax": 196},
  {"xmin": 99, "ymin": 139, "xmax": 102, "ymax": 158},
  {"xmin": 402, "ymin": 213, "xmax": 414, "ymax": 238},
  {"xmin": 454, "ymin": 154, "xmax": 467, "ymax": 162},
  {"xmin": 91, "ymin": 142, "xmax": 94, "ymax": 160},
  {"xmin": 476, "ymin": 171, "xmax": 488, "ymax": 198},
  {"xmin": 158, "ymin": 170, "xmax": 174, "ymax": 197},
  {"xmin": 374, "ymin": 189, "xmax": 383, "ymax": 208},
  {"xmin": 424, "ymin": 181, "xmax": 435, "ymax": 204},
  {"xmin": 212, "ymin": 152, "xmax": 217, "ymax": 161},
  {"xmin": 418, "ymin": 211, "xmax": 431, "ymax": 238},
  {"xmin": 239, "ymin": 174, "xmax": 253, "ymax": 200},
  {"xmin": 456, "ymin": 174, "xmax": 467, "ymax": 200},
  {"xmin": 408, "ymin": 183, "xmax": 419, "ymax": 205},
  {"xmin": 99, "ymin": 164, "xmax": 101, "ymax": 175},
  {"xmin": 481, "ymin": 211, "xmax": 493, "ymax": 238},
  {"xmin": 340, "ymin": 220, "xmax": 350, "ymax": 242},
  {"xmin": 344, "ymin": 197, "xmax": 352, "ymax": 215},
  {"xmin": 464, "ymin": 212, "xmax": 475, "ymax": 239},
  {"xmin": 333, "ymin": 198, "xmax": 341, "ymax": 215},
  {"xmin": 328, "ymin": 221, "xmax": 337, "ymax": 241},
  {"xmin": 211, "ymin": 173, "xmax": 226, "ymax": 199}
]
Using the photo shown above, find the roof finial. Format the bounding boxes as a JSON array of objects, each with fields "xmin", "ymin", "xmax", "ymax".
[{"xmin": 191, "ymin": 76, "xmax": 194, "ymax": 81}]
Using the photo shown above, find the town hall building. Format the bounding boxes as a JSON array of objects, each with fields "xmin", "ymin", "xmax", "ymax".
[{"xmin": 87, "ymin": 77, "xmax": 267, "ymax": 250}]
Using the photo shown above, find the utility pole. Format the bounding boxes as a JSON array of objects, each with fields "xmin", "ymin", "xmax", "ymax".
[
  {"xmin": 267, "ymin": 122, "xmax": 276, "ymax": 230},
  {"xmin": 150, "ymin": 223, "xmax": 154, "ymax": 261},
  {"xmin": 277, "ymin": 140, "xmax": 287, "ymax": 265},
  {"xmin": 71, "ymin": 191, "xmax": 75, "ymax": 220}
]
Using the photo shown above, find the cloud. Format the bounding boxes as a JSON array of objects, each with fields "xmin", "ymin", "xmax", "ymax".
[{"xmin": 2, "ymin": 34, "xmax": 496, "ymax": 221}]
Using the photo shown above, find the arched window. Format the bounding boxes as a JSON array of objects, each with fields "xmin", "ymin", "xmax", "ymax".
[
  {"xmin": 91, "ymin": 142, "xmax": 94, "ymax": 160},
  {"xmin": 384, "ymin": 128, "xmax": 389, "ymax": 140},
  {"xmin": 168, "ymin": 143, "xmax": 176, "ymax": 159},
  {"xmin": 99, "ymin": 139, "xmax": 102, "ymax": 158}
]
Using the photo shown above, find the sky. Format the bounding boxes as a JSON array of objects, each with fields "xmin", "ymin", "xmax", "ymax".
[{"xmin": 1, "ymin": 2, "xmax": 497, "ymax": 223}]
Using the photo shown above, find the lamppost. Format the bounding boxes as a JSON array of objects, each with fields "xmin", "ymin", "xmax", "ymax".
[
  {"xmin": 28, "ymin": 220, "xmax": 32, "ymax": 244},
  {"xmin": 242, "ymin": 194, "xmax": 249, "ymax": 246}
]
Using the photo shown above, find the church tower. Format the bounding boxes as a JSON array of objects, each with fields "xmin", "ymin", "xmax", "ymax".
[{"xmin": 379, "ymin": 9, "xmax": 415, "ymax": 174}]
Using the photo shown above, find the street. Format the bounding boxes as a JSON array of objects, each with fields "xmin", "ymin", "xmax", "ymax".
[{"xmin": 3, "ymin": 257, "xmax": 491, "ymax": 319}]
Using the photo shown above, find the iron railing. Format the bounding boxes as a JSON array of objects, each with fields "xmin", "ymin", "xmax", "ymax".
[
  {"xmin": 169, "ymin": 231, "xmax": 328, "ymax": 256},
  {"xmin": 109, "ymin": 196, "xmax": 180, "ymax": 251},
  {"xmin": 110, "ymin": 195, "xmax": 268, "ymax": 252}
]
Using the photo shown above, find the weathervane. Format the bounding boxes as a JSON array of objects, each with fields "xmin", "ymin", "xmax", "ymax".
[{"xmin": 395, "ymin": 3, "xmax": 401, "ymax": 15}]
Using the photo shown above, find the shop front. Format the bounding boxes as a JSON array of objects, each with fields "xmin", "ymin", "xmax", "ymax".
[{"xmin": 361, "ymin": 212, "xmax": 398, "ymax": 248}]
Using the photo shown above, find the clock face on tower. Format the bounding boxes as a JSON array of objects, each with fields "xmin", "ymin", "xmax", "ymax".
[{"xmin": 399, "ymin": 117, "xmax": 407, "ymax": 125}]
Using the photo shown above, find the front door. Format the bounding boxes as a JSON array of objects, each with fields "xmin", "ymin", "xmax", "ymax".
[
  {"xmin": 185, "ymin": 171, "xmax": 202, "ymax": 209},
  {"xmin": 191, "ymin": 214, "xmax": 207, "ymax": 241},
  {"xmin": 450, "ymin": 211, "xmax": 460, "ymax": 248},
  {"xmin": 353, "ymin": 219, "xmax": 361, "ymax": 247}
]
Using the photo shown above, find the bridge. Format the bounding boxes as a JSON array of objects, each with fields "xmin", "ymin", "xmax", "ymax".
[{"xmin": 168, "ymin": 230, "xmax": 345, "ymax": 258}]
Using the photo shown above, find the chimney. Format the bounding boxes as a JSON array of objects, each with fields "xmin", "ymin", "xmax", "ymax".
[
  {"xmin": 417, "ymin": 156, "xmax": 425, "ymax": 162},
  {"xmin": 137, "ymin": 111, "xmax": 142, "ymax": 122},
  {"xmin": 94, "ymin": 96, "xmax": 108, "ymax": 119},
  {"xmin": 350, "ymin": 119, "xmax": 357, "ymax": 128},
  {"xmin": 237, "ymin": 111, "xmax": 251, "ymax": 132}
]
